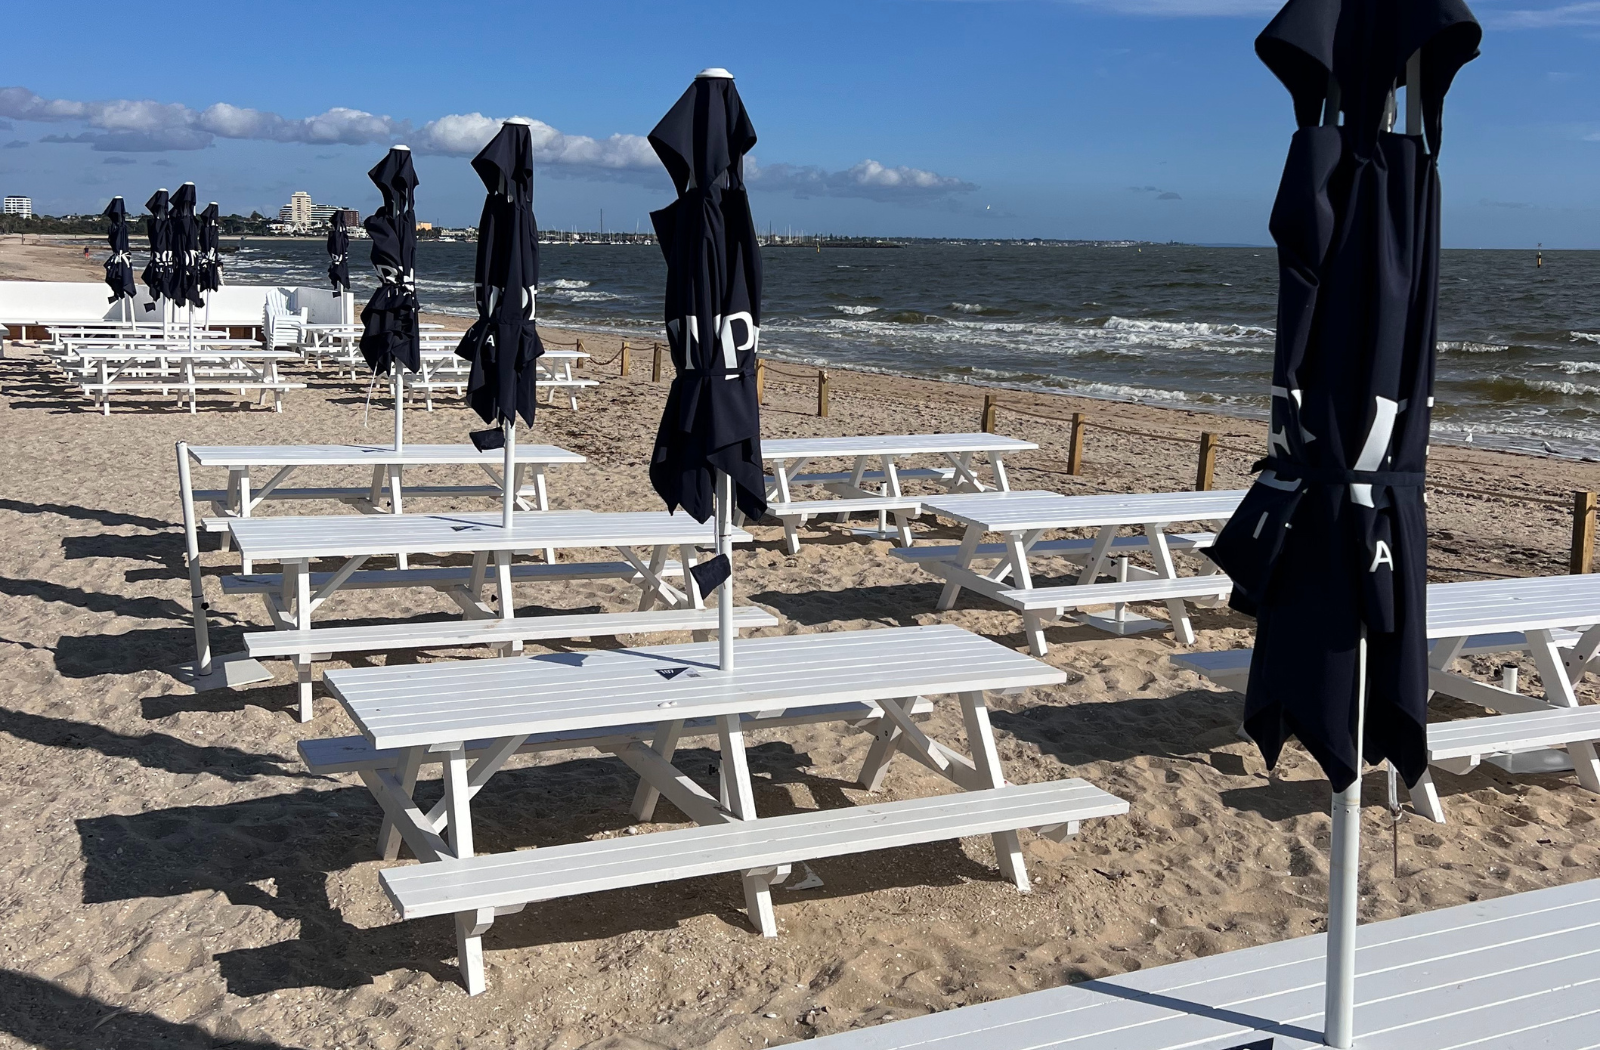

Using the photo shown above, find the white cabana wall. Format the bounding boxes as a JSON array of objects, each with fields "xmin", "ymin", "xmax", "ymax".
[{"xmin": 0, "ymin": 281, "xmax": 350, "ymax": 337}]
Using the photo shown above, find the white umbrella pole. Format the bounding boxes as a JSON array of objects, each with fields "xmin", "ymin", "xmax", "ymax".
[
  {"xmin": 1324, "ymin": 626, "xmax": 1368, "ymax": 1047},
  {"xmin": 717, "ymin": 469, "xmax": 734, "ymax": 671},
  {"xmin": 503, "ymin": 419, "xmax": 516, "ymax": 529},
  {"xmin": 393, "ymin": 361, "xmax": 404, "ymax": 451}
]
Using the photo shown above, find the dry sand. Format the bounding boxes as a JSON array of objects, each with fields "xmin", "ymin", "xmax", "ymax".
[{"xmin": 1, "ymin": 237, "xmax": 1597, "ymax": 1049}]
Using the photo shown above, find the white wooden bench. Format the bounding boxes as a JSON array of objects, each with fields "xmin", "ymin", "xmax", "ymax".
[
  {"xmin": 795, "ymin": 877, "xmax": 1600, "ymax": 1049},
  {"xmin": 917, "ymin": 490, "xmax": 1244, "ymax": 654},
  {"xmin": 319, "ymin": 624, "xmax": 1086, "ymax": 993},
  {"xmin": 1171, "ymin": 583, "xmax": 1600, "ymax": 825},
  {"xmin": 380, "ymin": 780, "xmax": 1126, "ymax": 992},
  {"xmin": 245, "ymin": 606, "xmax": 780, "ymax": 707},
  {"xmin": 761, "ymin": 433, "xmax": 1039, "ymax": 553}
]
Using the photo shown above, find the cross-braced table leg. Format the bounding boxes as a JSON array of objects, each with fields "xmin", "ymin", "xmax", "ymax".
[
  {"xmin": 937, "ymin": 524, "xmax": 985, "ymax": 611},
  {"xmin": 959, "ymin": 690, "xmax": 1028, "ymax": 892}
]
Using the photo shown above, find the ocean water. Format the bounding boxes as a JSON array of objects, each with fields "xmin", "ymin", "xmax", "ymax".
[{"xmin": 223, "ymin": 239, "xmax": 1600, "ymax": 457}]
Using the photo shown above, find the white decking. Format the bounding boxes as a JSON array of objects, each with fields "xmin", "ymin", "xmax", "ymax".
[{"xmin": 803, "ymin": 877, "xmax": 1600, "ymax": 1049}]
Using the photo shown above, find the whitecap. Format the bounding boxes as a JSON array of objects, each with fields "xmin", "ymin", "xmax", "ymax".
[
  {"xmin": 1573, "ymin": 331, "xmax": 1600, "ymax": 345},
  {"xmin": 948, "ymin": 303, "xmax": 987, "ymax": 313},
  {"xmin": 547, "ymin": 278, "xmax": 591, "ymax": 289},
  {"xmin": 833, "ymin": 305, "xmax": 879, "ymax": 315}
]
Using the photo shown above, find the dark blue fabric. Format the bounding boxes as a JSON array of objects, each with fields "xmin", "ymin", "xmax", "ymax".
[
  {"xmin": 1209, "ymin": 0, "xmax": 1479, "ymax": 792},
  {"xmin": 327, "ymin": 212, "xmax": 350, "ymax": 294},
  {"xmin": 360, "ymin": 148, "xmax": 422, "ymax": 375},
  {"xmin": 167, "ymin": 184, "xmax": 203, "ymax": 311},
  {"xmin": 101, "ymin": 197, "xmax": 136, "ymax": 304},
  {"xmin": 647, "ymin": 76, "xmax": 767, "ymax": 524},
  {"xmin": 139, "ymin": 189, "xmax": 174, "ymax": 311},
  {"xmin": 197, "ymin": 203, "xmax": 223, "ymax": 297},
  {"xmin": 455, "ymin": 122, "xmax": 543, "ymax": 429}
]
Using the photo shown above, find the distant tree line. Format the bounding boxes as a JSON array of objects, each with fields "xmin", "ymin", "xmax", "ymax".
[{"xmin": 0, "ymin": 211, "xmax": 274, "ymax": 236}]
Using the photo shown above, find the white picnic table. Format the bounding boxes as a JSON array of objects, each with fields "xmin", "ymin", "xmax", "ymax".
[
  {"xmin": 911, "ymin": 488, "xmax": 1245, "ymax": 654},
  {"xmin": 181, "ymin": 442, "xmax": 585, "ymax": 557},
  {"xmin": 314, "ymin": 624, "xmax": 1124, "ymax": 994},
  {"xmin": 68, "ymin": 343, "xmax": 302, "ymax": 414},
  {"xmin": 221, "ymin": 509, "xmax": 753, "ymax": 720},
  {"xmin": 1173, "ymin": 572, "xmax": 1600, "ymax": 822},
  {"xmin": 760, "ymin": 433, "xmax": 1038, "ymax": 552}
]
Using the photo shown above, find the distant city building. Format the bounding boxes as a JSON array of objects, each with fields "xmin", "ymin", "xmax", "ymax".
[
  {"xmin": 278, "ymin": 190, "xmax": 313, "ymax": 225},
  {"xmin": 333, "ymin": 208, "xmax": 360, "ymax": 228},
  {"xmin": 415, "ymin": 221, "xmax": 433, "ymax": 232},
  {"xmin": 3, "ymin": 195, "xmax": 32, "ymax": 219}
]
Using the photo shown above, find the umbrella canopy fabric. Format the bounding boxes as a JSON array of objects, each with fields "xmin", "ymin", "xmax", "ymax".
[
  {"xmin": 139, "ymin": 189, "xmax": 174, "ymax": 312},
  {"xmin": 327, "ymin": 211, "xmax": 351, "ymax": 295},
  {"xmin": 646, "ymin": 72, "xmax": 766, "ymax": 527},
  {"xmin": 168, "ymin": 183, "xmax": 203, "ymax": 310},
  {"xmin": 455, "ymin": 120, "xmax": 543, "ymax": 438},
  {"xmin": 101, "ymin": 197, "xmax": 136, "ymax": 304},
  {"xmin": 359, "ymin": 147, "xmax": 421, "ymax": 375},
  {"xmin": 197, "ymin": 203, "xmax": 223, "ymax": 295},
  {"xmin": 1208, "ymin": 0, "xmax": 1480, "ymax": 792}
]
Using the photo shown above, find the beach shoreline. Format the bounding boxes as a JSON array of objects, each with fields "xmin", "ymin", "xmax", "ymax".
[{"xmin": 0, "ymin": 235, "xmax": 1597, "ymax": 1049}]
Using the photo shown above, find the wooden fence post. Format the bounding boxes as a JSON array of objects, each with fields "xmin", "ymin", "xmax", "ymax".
[
  {"xmin": 1571, "ymin": 491, "xmax": 1596, "ymax": 574},
  {"xmin": 1067, "ymin": 412, "xmax": 1086, "ymax": 475},
  {"xmin": 1196, "ymin": 432, "xmax": 1218, "ymax": 491},
  {"xmin": 817, "ymin": 369, "xmax": 830, "ymax": 417},
  {"xmin": 574, "ymin": 336, "xmax": 585, "ymax": 368},
  {"xmin": 755, "ymin": 358, "xmax": 766, "ymax": 404},
  {"xmin": 981, "ymin": 394, "xmax": 998, "ymax": 433},
  {"xmin": 651, "ymin": 343, "xmax": 663, "ymax": 382},
  {"xmin": 619, "ymin": 341, "xmax": 630, "ymax": 377}
]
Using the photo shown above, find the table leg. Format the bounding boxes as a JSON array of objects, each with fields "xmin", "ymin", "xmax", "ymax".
[
  {"xmin": 378, "ymin": 746, "xmax": 425, "ymax": 860},
  {"xmin": 1002, "ymin": 531, "xmax": 1047, "ymax": 657},
  {"xmin": 389, "ymin": 465, "xmax": 409, "ymax": 570},
  {"xmin": 937, "ymin": 524, "xmax": 985, "ymax": 611},
  {"xmin": 990, "ymin": 452, "xmax": 1011, "ymax": 492},
  {"xmin": 958, "ymin": 690, "xmax": 1028, "ymax": 892},
  {"xmin": 630, "ymin": 720, "xmax": 685, "ymax": 820},
  {"xmin": 717, "ymin": 714, "xmax": 780, "ymax": 936},
  {"xmin": 494, "ymin": 551, "xmax": 519, "ymax": 654},
  {"xmin": 1527, "ymin": 630, "xmax": 1600, "ymax": 793},
  {"xmin": 238, "ymin": 471, "xmax": 254, "ymax": 574},
  {"xmin": 1076, "ymin": 525, "xmax": 1118, "ymax": 586},
  {"xmin": 1144, "ymin": 522, "xmax": 1195, "ymax": 645}
]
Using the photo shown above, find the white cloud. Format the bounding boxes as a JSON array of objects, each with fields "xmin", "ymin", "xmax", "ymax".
[
  {"xmin": 0, "ymin": 85, "xmax": 975, "ymax": 201},
  {"xmin": 1497, "ymin": 1, "xmax": 1600, "ymax": 26},
  {"xmin": 748, "ymin": 158, "xmax": 976, "ymax": 202}
]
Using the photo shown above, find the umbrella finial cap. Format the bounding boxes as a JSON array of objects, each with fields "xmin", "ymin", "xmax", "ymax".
[
  {"xmin": 392, "ymin": 144, "xmax": 411, "ymax": 151},
  {"xmin": 696, "ymin": 67, "xmax": 734, "ymax": 79},
  {"xmin": 504, "ymin": 117, "xmax": 533, "ymax": 126},
  {"xmin": 183, "ymin": 181, "xmax": 195, "ymax": 186}
]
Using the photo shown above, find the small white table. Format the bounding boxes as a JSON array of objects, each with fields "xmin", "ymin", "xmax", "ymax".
[
  {"xmin": 919, "ymin": 489, "xmax": 1245, "ymax": 651},
  {"xmin": 760, "ymin": 433, "xmax": 1039, "ymax": 552},
  {"xmin": 71, "ymin": 344, "xmax": 301, "ymax": 414}
]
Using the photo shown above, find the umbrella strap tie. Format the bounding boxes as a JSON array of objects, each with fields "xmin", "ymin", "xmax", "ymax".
[
  {"xmin": 362, "ymin": 371, "xmax": 381, "ymax": 428},
  {"xmin": 1256, "ymin": 458, "xmax": 1424, "ymax": 487}
]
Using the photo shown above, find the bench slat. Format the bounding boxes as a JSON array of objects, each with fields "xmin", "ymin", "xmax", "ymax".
[
  {"xmin": 219, "ymin": 560, "xmax": 684, "ymax": 594},
  {"xmin": 770, "ymin": 497, "xmax": 923, "ymax": 516},
  {"xmin": 999, "ymin": 575, "xmax": 1232, "ymax": 612},
  {"xmin": 381, "ymin": 779, "xmax": 1127, "ymax": 919},
  {"xmin": 891, "ymin": 532, "xmax": 1216, "ymax": 564},
  {"xmin": 246, "ymin": 606, "xmax": 778, "ymax": 658}
]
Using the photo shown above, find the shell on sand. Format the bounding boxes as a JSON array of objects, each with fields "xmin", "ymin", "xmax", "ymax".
[{"xmin": 0, "ymin": 237, "xmax": 1596, "ymax": 1049}]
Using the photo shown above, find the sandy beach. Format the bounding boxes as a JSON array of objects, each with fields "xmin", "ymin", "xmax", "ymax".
[{"xmin": 1, "ymin": 237, "xmax": 1597, "ymax": 1049}]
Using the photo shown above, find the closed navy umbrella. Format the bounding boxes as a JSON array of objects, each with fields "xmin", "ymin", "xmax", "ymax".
[
  {"xmin": 169, "ymin": 183, "xmax": 203, "ymax": 313},
  {"xmin": 101, "ymin": 197, "xmax": 136, "ymax": 316},
  {"xmin": 198, "ymin": 202, "xmax": 223, "ymax": 327},
  {"xmin": 648, "ymin": 69, "xmax": 765, "ymax": 669},
  {"xmin": 1206, "ymin": 0, "xmax": 1479, "ymax": 1043},
  {"xmin": 139, "ymin": 188, "xmax": 174, "ymax": 322},
  {"xmin": 327, "ymin": 210, "xmax": 350, "ymax": 294},
  {"xmin": 360, "ymin": 146, "xmax": 422, "ymax": 449},
  {"xmin": 455, "ymin": 119, "xmax": 543, "ymax": 527}
]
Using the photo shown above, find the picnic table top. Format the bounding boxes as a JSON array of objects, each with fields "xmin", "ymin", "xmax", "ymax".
[
  {"xmin": 1427, "ymin": 574, "xmax": 1600, "ymax": 637},
  {"xmin": 227, "ymin": 509, "xmax": 746, "ymax": 562},
  {"xmin": 69, "ymin": 342, "xmax": 287, "ymax": 356},
  {"xmin": 761, "ymin": 433, "xmax": 1039, "ymax": 460},
  {"xmin": 324, "ymin": 623, "xmax": 1067, "ymax": 750},
  {"xmin": 186, "ymin": 442, "xmax": 585, "ymax": 468},
  {"xmin": 922, "ymin": 489, "xmax": 1247, "ymax": 531},
  {"xmin": 302, "ymin": 322, "xmax": 447, "ymax": 331}
]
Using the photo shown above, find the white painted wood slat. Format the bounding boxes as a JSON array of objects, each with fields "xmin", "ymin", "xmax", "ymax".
[
  {"xmin": 380, "ymin": 779, "xmax": 1127, "ymax": 919},
  {"xmin": 922, "ymin": 489, "xmax": 1247, "ymax": 532},
  {"xmin": 762, "ymin": 434, "xmax": 1038, "ymax": 460}
]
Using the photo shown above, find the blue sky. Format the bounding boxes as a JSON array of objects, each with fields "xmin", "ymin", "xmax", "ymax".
[{"xmin": 1, "ymin": 0, "xmax": 1595, "ymax": 246}]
